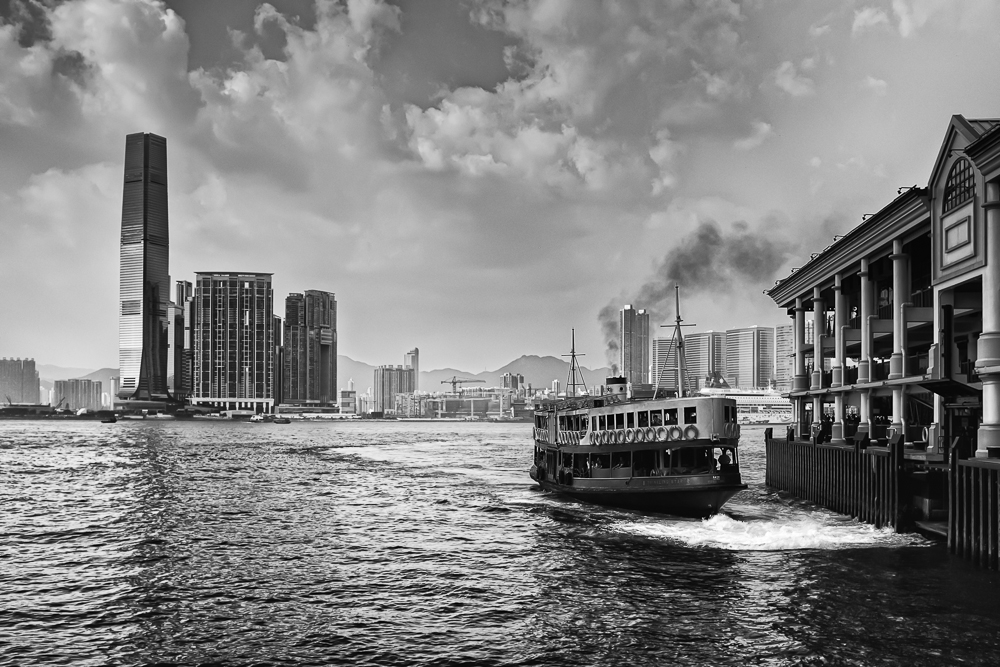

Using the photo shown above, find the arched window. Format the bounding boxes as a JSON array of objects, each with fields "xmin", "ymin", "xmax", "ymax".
[{"xmin": 943, "ymin": 157, "xmax": 975, "ymax": 213}]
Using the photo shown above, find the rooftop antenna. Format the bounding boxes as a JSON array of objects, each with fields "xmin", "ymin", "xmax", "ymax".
[{"xmin": 563, "ymin": 329, "xmax": 587, "ymax": 398}]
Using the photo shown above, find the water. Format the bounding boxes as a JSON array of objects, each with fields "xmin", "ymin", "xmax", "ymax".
[{"xmin": 2, "ymin": 421, "xmax": 1000, "ymax": 666}]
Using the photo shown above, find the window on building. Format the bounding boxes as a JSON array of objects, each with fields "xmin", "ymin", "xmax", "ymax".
[{"xmin": 943, "ymin": 158, "xmax": 975, "ymax": 213}]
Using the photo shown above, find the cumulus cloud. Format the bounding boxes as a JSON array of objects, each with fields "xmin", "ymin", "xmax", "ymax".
[
  {"xmin": 733, "ymin": 120, "xmax": 773, "ymax": 150},
  {"xmin": 852, "ymin": 7, "xmax": 891, "ymax": 35},
  {"xmin": 771, "ymin": 60, "xmax": 815, "ymax": 97},
  {"xmin": 863, "ymin": 75, "xmax": 888, "ymax": 95}
]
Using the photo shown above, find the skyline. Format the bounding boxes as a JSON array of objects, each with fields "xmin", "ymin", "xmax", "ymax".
[{"xmin": 3, "ymin": 1, "xmax": 1000, "ymax": 372}]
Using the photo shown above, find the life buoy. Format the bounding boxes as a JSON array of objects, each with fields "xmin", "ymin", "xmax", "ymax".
[
  {"xmin": 625, "ymin": 428, "xmax": 636, "ymax": 443},
  {"xmin": 644, "ymin": 427, "xmax": 655, "ymax": 442},
  {"xmin": 656, "ymin": 426, "xmax": 668, "ymax": 441},
  {"xmin": 635, "ymin": 428, "xmax": 646, "ymax": 443},
  {"xmin": 684, "ymin": 425, "xmax": 699, "ymax": 440},
  {"xmin": 669, "ymin": 426, "xmax": 682, "ymax": 441},
  {"xmin": 616, "ymin": 430, "xmax": 626, "ymax": 445}
]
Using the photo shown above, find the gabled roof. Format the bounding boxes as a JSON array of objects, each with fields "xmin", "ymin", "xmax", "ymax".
[{"xmin": 928, "ymin": 116, "xmax": 1000, "ymax": 190}]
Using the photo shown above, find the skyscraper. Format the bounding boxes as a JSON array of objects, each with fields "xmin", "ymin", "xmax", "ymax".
[
  {"xmin": 620, "ymin": 305, "xmax": 650, "ymax": 384},
  {"xmin": 283, "ymin": 290, "xmax": 337, "ymax": 406},
  {"xmin": 652, "ymin": 331, "xmax": 726, "ymax": 392},
  {"xmin": 373, "ymin": 365, "xmax": 414, "ymax": 414},
  {"xmin": 725, "ymin": 326, "xmax": 775, "ymax": 390},
  {"xmin": 53, "ymin": 379, "xmax": 103, "ymax": 412},
  {"xmin": 190, "ymin": 272, "xmax": 276, "ymax": 413},
  {"xmin": 118, "ymin": 133, "xmax": 170, "ymax": 401},
  {"xmin": 404, "ymin": 348, "xmax": 419, "ymax": 392},
  {"xmin": 168, "ymin": 280, "xmax": 192, "ymax": 400}
]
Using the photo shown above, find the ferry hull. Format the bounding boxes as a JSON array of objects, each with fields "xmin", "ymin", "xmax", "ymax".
[{"xmin": 531, "ymin": 467, "xmax": 746, "ymax": 518}]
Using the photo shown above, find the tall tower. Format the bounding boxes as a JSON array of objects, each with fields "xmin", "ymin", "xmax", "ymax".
[
  {"xmin": 118, "ymin": 133, "xmax": 170, "ymax": 400},
  {"xmin": 404, "ymin": 348, "xmax": 419, "ymax": 392},
  {"xmin": 283, "ymin": 290, "xmax": 337, "ymax": 405},
  {"xmin": 620, "ymin": 305, "xmax": 650, "ymax": 384}
]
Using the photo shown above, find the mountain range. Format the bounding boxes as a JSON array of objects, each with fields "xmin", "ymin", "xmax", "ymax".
[{"xmin": 36, "ymin": 355, "xmax": 613, "ymax": 395}]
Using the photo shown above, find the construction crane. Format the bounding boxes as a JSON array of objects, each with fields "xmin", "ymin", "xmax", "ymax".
[{"xmin": 441, "ymin": 376, "xmax": 485, "ymax": 394}]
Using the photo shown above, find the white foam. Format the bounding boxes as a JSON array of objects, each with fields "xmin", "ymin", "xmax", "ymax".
[{"xmin": 613, "ymin": 513, "xmax": 926, "ymax": 551}]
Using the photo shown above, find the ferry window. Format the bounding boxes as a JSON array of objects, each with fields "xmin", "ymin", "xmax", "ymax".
[
  {"xmin": 593, "ymin": 453, "xmax": 611, "ymax": 469},
  {"xmin": 615, "ymin": 413, "xmax": 625, "ymax": 429},
  {"xmin": 611, "ymin": 451, "xmax": 631, "ymax": 468},
  {"xmin": 591, "ymin": 417, "xmax": 597, "ymax": 431},
  {"xmin": 627, "ymin": 412, "xmax": 635, "ymax": 428},
  {"xmin": 650, "ymin": 410, "xmax": 662, "ymax": 427},
  {"xmin": 633, "ymin": 450, "xmax": 656, "ymax": 476},
  {"xmin": 638, "ymin": 411, "xmax": 649, "ymax": 428},
  {"xmin": 684, "ymin": 407, "xmax": 697, "ymax": 424},
  {"xmin": 559, "ymin": 416, "xmax": 567, "ymax": 430},
  {"xmin": 665, "ymin": 409, "xmax": 678, "ymax": 425},
  {"xmin": 599, "ymin": 415, "xmax": 606, "ymax": 430}
]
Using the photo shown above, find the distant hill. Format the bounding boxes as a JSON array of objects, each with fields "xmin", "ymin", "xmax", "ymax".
[
  {"xmin": 37, "ymin": 364, "xmax": 98, "ymax": 382},
  {"xmin": 74, "ymin": 368, "xmax": 120, "ymax": 393},
  {"xmin": 422, "ymin": 355, "xmax": 612, "ymax": 393},
  {"xmin": 338, "ymin": 355, "xmax": 377, "ymax": 393}
]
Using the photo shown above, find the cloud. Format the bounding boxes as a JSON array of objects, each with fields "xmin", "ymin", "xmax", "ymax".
[
  {"xmin": 733, "ymin": 120, "xmax": 772, "ymax": 150},
  {"xmin": 771, "ymin": 60, "xmax": 815, "ymax": 97},
  {"xmin": 862, "ymin": 75, "xmax": 887, "ymax": 95},
  {"xmin": 852, "ymin": 7, "xmax": 890, "ymax": 35}
]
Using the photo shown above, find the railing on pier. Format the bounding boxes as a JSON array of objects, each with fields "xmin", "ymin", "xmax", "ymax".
[
  {"xmin": 950, "ymin": 454, "xmax": 1000, "ymax": 570},
  {"xmin": 764, "ymin": 429, "xmax": 904, "ymax": 530}
]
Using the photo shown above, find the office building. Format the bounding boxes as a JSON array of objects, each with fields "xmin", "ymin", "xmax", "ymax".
[
  {"xmin": 0, "ymin": 358, "xmax": 39, "ymax": 404},
  {"xmin": 118, "ymin": 132, "xmax": 170, "ymax": 401},
  {"xmin": 374, "ymin": 365, "xmax": 415, "ymax": 414},
  {"xmin": 653, "ymin": 331, "xmax": 726, "ymax": 392},
  {"xmin": 339, "ymin": 388, "xmax": 357, "ymax": 414},
  {"xmin": 273, "ymin": 314, "xmax": 283, "ymax": 407},
  {"xmin": 190, "ymin": 272, "xmax": 276, "ymax": 413},
  {"xmin": 502, "ymin": 372, "xmax": 524, "ymax": 392},
  {"xmin": 53, "ymin": 379, "xmax": 103, "ymax": 412},
  {"xmin": 725, "ymin": 326, "xmax": 775, "ymax": 390},
  {"xmin": 620, "ymin": 305, "xmax": 650, "ymax": 384},
  {"xmin": 404, "ymin": 348, "xmax": 419, "ymax": 391},
  {"xmin": 166, "ymin": 280, "xmax": 192, "ymax": 400},
  {"xmin": 283, "ymin": 290, "xmax": 337, "ymax": 406}
]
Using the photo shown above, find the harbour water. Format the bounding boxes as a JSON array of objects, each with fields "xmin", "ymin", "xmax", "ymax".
[{"xmin": 3, "ymin": 421, "xmax": 1000, "ymax": 666}]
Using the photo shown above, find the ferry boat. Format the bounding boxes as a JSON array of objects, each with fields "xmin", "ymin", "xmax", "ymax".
[{"xmin": 529, "ymin": 289, "xmax": 747, "ymax": 517}]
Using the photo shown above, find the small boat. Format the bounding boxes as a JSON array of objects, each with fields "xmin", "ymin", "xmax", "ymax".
[
  {"xmin": 101, "ymin": 416, "xmax": 117, "ymax": 424},
  {"xmin": 272, "ymin": 417, "xmax": 292, "ymax": 424},
  {"xmin": 249, "ymin": 414, "xmax": 265, "ymax": 423},
  {"xmin": 530, "ymin": 288, "xmax": 747, "ymax": 518}
]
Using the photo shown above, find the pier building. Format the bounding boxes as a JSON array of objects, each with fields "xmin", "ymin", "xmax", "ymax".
[{"xmin": 765, "ymin": 115, "xmax": 1000, "ymax": 567}]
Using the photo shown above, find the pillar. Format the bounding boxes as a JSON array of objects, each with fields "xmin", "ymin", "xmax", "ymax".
[
  {"xmin": 975, "ymin": 180, "xmax": 1000, "ymax": 456},
  {"xmin": 832, "ymin": 274, "xmax": 846, "ymax": 441},
  {"xmin": 858, "ymin": 258, "xmax": 872, "ymax": 384},
  {"xmin": 793, "ymin": 297, "xmax": 807, "ymax": 391},
  {"xmin": 811, "ymin": 287, "xmax": 825, "ymax": 391},
  {"xmin": 888, "ymin": 239, "xmax": 909, "ymax": 380}
]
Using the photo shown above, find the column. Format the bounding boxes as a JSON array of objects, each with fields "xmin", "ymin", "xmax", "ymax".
[
  {"xmin": 832, "ymin": 274, "xmax": 846, "ymax": 441},
  {"xmin": 811, "ymin": 287, "xmax": 825, "ymax": 391},
  {"xmin": 858, "ymin": 258, "xmax": 872, "ymax": 384},
  {"xmin": 793, "ymin": 297, "xmax": 808, "ymax": 391},
  {"xmin": 888, "ymin": 239, "xmax": 909, "ymax": 380},
  {"xmin": 975, "ymin": 180, "xmax": 1000, "ymax": 456}
]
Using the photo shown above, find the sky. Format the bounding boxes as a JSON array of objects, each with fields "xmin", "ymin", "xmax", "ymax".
[{"xmin": 2, "ymin": 0, "xmax": 1000, "ymax": 373}]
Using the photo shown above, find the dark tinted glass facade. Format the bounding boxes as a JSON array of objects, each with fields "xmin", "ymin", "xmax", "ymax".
[{"xmin": 118, "ymin": 133, "xmax": 170, "ymax": 400}]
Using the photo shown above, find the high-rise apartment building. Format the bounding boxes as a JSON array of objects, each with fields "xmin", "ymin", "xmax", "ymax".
[
  {"xmin": 273, "ymin": 314, "xmax": 283, "ymax": 407},
  {"xmin": 283, "ymin": 290, "xmax": 337, "ymax": 406},
  {"xmin": 118, "ymin": 132, "xmax": 170, "ymax": 401},
  {"xmin": 0, "ymin": 358, "xmax": 39, "ymax": 404},
  {"xmin": 775, "ymin": 324, "xmax": 794, "ymax": 391},
  {"xmin": 620, "ymin": 305, "xmax": 650, "ymax": 384},
  {"xmin": 725, "ymin": 326, "xmax": 775, "ymax": 390},
  {"xmin": 404, "ymin": 348, "xmax": 419, "ymax": 392},
  {"xmin": 167, "ymin": 280, "xmax": 192, "ymax": 400},
  {"xmin": 190, "ymin": 272, "xmax": 276, "ymax": 413},
  {"xmin": 373, "ymin": 365, "xmax": 414, "ymax": 414},
  {"xmin": 653, "ymin": 331, "xmax": 727, "ymax": 392},
  {"xmin": 53, "ymin": 379, "xmax": 103, "ymax": 412}
]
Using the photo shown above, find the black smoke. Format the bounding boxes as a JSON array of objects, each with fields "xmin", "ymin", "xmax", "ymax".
[{"xmin": 598, "ymin": 219, "xmax": 793, "ymax": 366}]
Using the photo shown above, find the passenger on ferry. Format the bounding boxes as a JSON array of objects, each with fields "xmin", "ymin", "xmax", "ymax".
[{"xmin": 718, "ymin": 449, "xmax": 732, "ymax": 469}]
